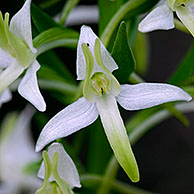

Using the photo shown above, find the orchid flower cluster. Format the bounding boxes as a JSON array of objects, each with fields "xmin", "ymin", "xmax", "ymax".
[{"xmin": 0, "ymin": 0, "xmax": 194, "ymax": 193}]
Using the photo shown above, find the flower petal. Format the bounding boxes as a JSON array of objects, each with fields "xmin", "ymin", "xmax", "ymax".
[
  {"xmin": 35, "ymin": 97, "xmax": 98, "ymax": 152},
  {"xmin": 138, "ymin": 3, "xmax": 174, "ymax": 32},
  {"xmin": 117, "ymin": 83, "xmax": 192, "ymax": 111},
  {"xmin": 10, "ymin": 0, "xmax": 36, "ymax": 53},
  {"xmin": 76, "ymin": 25, "xmax": 118, "ymax": 80},
  {"xmin": 0, "ymin": 48, "xmax": 13, "ymax": 69},
  {"xmin": 0, "ymin": 59, "xmax": 24, "ymax": 94},
  {"xmin": 38, "ymin": 143, "xmax": 81, "ymax": 189},
  {"xmin": 176, "ymin": 6, "xmax": 194, "ymax": 37},
  {"xmin": 18, "ymin": 60, "xmax": 46, "ymax": 112},
  {"xmin": 96, "ymin": 94, "xmax": 139, "ymax": 182},
  {"xmin": 0, "ymin": 88, "xmax": 12, "ymax": 107}
]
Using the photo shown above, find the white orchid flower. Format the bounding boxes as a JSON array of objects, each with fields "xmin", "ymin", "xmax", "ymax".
[
  {"xmin": 0, "ymin": 105, "xmax": 42, "ymax": 194},
  {"xmin": 35, "ymin": 25, "xmax": 192, "ymax": 182},
  {"xmin": 0, "ymin": 0, "xmax": 46, "ymax": 111},
  {"xmin": 138, "ymin": 0, "xmax": 194, "ymax": 37},
  {"xmin": 36, "ymin": 142, "xmax": 81, "ymax": 194},
  {"xmin": 0, "ymin": 68, "xmax": 12, "ymax": 108}
]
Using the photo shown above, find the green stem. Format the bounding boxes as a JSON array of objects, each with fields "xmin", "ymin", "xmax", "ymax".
[
  {"xmin": 36, "ymin": 39, "xmax": 78, "ymax": 56},
  {"xmin": 174, "ymin": 18, "xmax": 189, "ymax": 34},
  {"xmin": 81, "ymin": 174, "xmax": 157, "ymax": 194},
  {"xmin": 128, "ymin": 72, "xmax": 144, "ymax": 83},
  {"xmin": 96, "ymin": 157, "xmax": 119, "ymax": 194},
  {"xmin": 100, "ymin": 0, "xmax": 149, "ymax": 47},
  {"xmin": 10, "ymin": 79, "xmax": 78, "ymax": 95},
  {"xmin": 59, "ymin": 0, "xmax": 80, "ymax": 25}
]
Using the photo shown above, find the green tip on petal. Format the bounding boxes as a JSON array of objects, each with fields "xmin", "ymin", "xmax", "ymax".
[
  {"xmin": 96, "ymin": 94, "xmax": 139, "ymax": 182},
  {"xmin": 167, "ymin": 0, "xmax": 177, "ymax": 10},
  {"xmin": 94, "ymin": 38, "xmax": 120, "ymax": 97},
  {"xmin": 3, "ymin": 12, "xmax": 35, "ymax": 67},
  {"xmin": 81, "ymin": 43, "xmax": 96, "ymax": 102}
]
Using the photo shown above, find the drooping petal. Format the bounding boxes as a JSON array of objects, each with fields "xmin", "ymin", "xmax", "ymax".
[
  {"xmin": 76, "ymin": 25, "xmax": 118, "ymax": 80},
  {"xmin": 138, "ymin": 3, "xmax": 174, "ymax": 32},
  {"xmin": 117, "ymin": 83, "xmax": 192, "ymax": 111},
  {"xmin": 176, "ymin": 6, "xmax": 194, "ymax": 37},
  {"xmin": 9, "ymin": 0, "xmax": 36, "ymax": 53},
  {"xmin": 36, "ymin": 97, "xmax": 98, "ymax": 152},
  {"xmin": 38, "ymin": 143, "xmax": 81, "ymax": 189},
  {"xmin": 0, "ymin": 47, "xmax": 13, "ymax": 68},
  {"xmin": 96, "ymin": 94, "xmax": 139, "ymax": 182},
  {"xmin": 0, "ymin": 59, "xmax": 24, "ymax": 94},
  {"xmin": 0, "ymin": 88, "xmax": 12, "ymax": 107},
  {"xmin": 18, "ymin": 60, "xmax": 46, "ymax": 112}
]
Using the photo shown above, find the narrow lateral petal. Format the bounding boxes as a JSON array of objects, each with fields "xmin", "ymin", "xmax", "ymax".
[
  {"xmin": 38, "ymin": 143, "xmax": 81, "ymax": 189},
  {"xmin": 0, "ymin": 59, "xmax": 24, "ymax": 94},
  {"xmin": 176, "ymin": 6, "xmax": 194, "ymax": 37},
  {"xmin": 36, "ymin": 97, "xmax": 98, "ymax": 152},
  {"xmin": 0, "ymin": 48, "xmax": 13, "ymax": 68},
  {"xmin": 96, "ymin": 94, "xmax": 139, "ymax": 182},
  {"xmin": 138, "ymin": 3, "xmax": 174, "ymax": 32},
  {"xmin": 76, "ymin": 25, "xmax": 118, "ymax": 80},
  {"xmin": 18, "ymin": 60, "xmax": 46, "ymax": 112},
  {"xmin": 10, "ymin": 0, "xmax": 36, "ymax": 53},
  {"xmin": 0, "ymin": 88, "xmax": 12, "ymax": 107},
  {"xmin": 117, "ymin": 83, "xmax": 192, "ymax": 111}
]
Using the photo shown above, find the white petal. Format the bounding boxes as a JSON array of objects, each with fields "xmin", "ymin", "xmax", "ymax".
[
  {"xmin": 0, "ymin": 48, "xmax": 13, "ymax": 69},
  {"xmin": 117, "ymin": 83, "xmax": 192, "ymax": 111},
  {"xmin": 10, "ymin": 0, "xmax": 36, "ymax": 53},
  {"xmin": 176, "ymin": 6, "xmax": 194, "ymax": 37},
  {"xmin": 0, "ymin": 59, "xmax": 24, "ymax": 93},
  {"xmin": 96, "ymin": 94, "xmax": 139, "ymax": 182},
  {"xmin": 35, "ymin": 97, "xmax": 98, "ymax": 152},
  {"xmin": 76, "ymin": 25, "xmax": 118, "ymax": 80},
  {"xmin": 0, "ymin": 88, "xmax": 12, "ymax": 107},
  {"xmin": 138, "ymin": 3, "xmax": 174, "ymax": 32},
  {"xmin": 38, "ymin": 143, "xmax": 81, "ymax": 189},
  {"xmin": 18, "ymin": 60, "xmax": 46, "ymax": 112}
]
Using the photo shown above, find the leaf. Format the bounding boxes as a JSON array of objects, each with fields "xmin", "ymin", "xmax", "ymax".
[
  {"xmin": 111, "ymin": 21, "xmax": 135, "ymax": 83},
  {"xmin": 132, "ymin": 31, "xmax": 150, "ymax": 76},
  {"xmin": 31, "ymin": 3, "xmax": 61, "ymax": 33},
  {"xmin": 100, "ymin": 0, "xmax": 159, "ymax": 47},
  {"xmin": 37, "ymin": 50, "xmax": 75, "ymax": 83},
  {"xmin": 169, "ymin": 41, "xmax": 194, "ymax": 85},
  {"xmin": 126, "ymin": 17, "xmax": 139, "ymax": 47},
  {"xmin": 33, "ymin": 27, "xmax": 79, "ymax": 54},
  {"xmin": 98, "ymin": 0, "xmax": 124, "ymax": 35},
  {"xmin": 87, "ymin": 119, "xmax": 112, "ymax": 174},
  {"xmin": 59, "ymin": 0, "xmax": 80, "ymax": 25}
]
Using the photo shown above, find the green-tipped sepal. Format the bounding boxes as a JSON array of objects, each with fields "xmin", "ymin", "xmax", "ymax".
[{"xmin": 96, "ymin": 94, "xmax": 139, "ymax": 182}]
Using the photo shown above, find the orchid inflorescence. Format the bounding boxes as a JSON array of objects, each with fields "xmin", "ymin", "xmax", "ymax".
[{"xmin": 0, "ymin": 0, "xmax": 193, "ymax": 193}]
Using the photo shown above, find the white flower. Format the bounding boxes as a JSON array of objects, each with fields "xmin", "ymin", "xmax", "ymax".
[
  {"xmin": 138, "ymin": 0, "xmax": 194, "ymax": 37},
  {"xmin": 36, "ymin": 142, "xmax": 81, "ymax": 194},
  {"xmin": 0, "ymin": 0, "xmax": 46, "ymax": 111},
  {"xmin": 0, "ymin": 105, "xmax": 42, "ymax": 194},
  {"xmin": 35, "ymin": 25, "xmax": 192, "ymax": 182}
]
